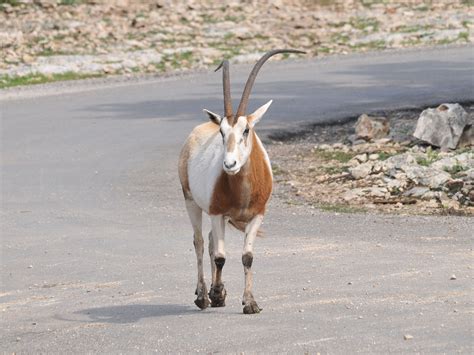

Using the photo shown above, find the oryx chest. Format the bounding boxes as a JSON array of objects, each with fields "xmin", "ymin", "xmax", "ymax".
[{"xmin": 188, "ymin": 135, "xmax": 225, "ymax": 213}]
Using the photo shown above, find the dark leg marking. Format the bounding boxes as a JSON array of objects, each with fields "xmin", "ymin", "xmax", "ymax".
[
  {"xmin": 241, "ymin": 252, "xmax": 261, "ymax": 314},
  {"xmin": 214, "ymin": 257, "xmax": 226, "ymax": 270},
  {"xmin": 242, "ymin": 253, "xmax": 253, "ymax": 268},
  {"xmin": 209, "ymin": 257, "xmax": 227, "ymax": 307}
]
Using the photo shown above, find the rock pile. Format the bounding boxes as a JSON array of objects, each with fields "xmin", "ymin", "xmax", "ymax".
[
  {"xmin": 268, "ymin": 103, "xmax": 473, "ymax": 215},
  {"xmin": 346, "ymin": 146, "xmax": 473, "ymax": 208}
]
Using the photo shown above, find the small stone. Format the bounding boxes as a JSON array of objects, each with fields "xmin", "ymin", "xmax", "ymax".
[
  {"xmin": 426, "ymin": 199, "xmax": 439, "ymax": 208},
  {"xmin": 354, "ymin": 153, "xmax": 368, "ymax": 163},
  {"xmin": 383, "ymin": 153, "xmax": 417, "ymax": 171},
  {"xmin": 22, "ymin": 54, "xmax": 34, "ymax": 64},
  {"xmin": 349, "ymin": 162, "xmax": 373, "ymax": 179},
  {"xmin": 375, "ymin": 138, "xmax": 392, "ymax": 144},
  {"xmin": 450, "ymin": 274, "xmax": 457, "ymax": 280},
  {"xmin": 404, "ymin": 334, "xmax": 413, "ymax": 340},
  {"xmin": 403, "ymin": 186, "xmax": 430, "ymax": 198},
  {"xmin": 318, "ymin": 144, "xmax": 332, "ymax": 150},
  {"xmin": 386, "ymin": 179, "xmax": 402, "ymax": 192},
  {"xmin": 369, "ymin": 153, "xmax": 380, "ymax": 161},
  {"xmin": 28, "ymin": 265, "xmax": 33, "ymax": 269},
  {"xmin": 343, "ymin": 188, "xmax": 365, "ymax": 201},
  {"xmin": 355, "ymin": 114, "xmax": 390, "ymax": 141},
  {"xmin": 365, "ymin": 187, "xmax": 389, "ymax": 198},
  {"xmin": 441, "ymin": 199, "xmax": 460, "ymax": 209}
]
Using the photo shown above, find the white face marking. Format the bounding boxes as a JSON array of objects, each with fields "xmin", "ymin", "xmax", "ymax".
[{"xmin": 220, "ymin": 117, "xmax": 252, "ymax": 175}]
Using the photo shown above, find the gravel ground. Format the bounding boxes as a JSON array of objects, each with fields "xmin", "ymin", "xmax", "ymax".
[{"xmin": 1, "ymin": 0, "xmax": 473, "ymax": 87}]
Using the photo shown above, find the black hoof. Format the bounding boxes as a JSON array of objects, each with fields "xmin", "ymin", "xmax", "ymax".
[
  {"xmin": 194, "ymin": 296, "xmax": 210, "ymax": 310},
  {"xmin": 243, "ymin": 300, "xmax": 262, "ymax": 314},
  {"xmin": 209, "ymin": 284, "xmax": 227, "ymax": 307}
]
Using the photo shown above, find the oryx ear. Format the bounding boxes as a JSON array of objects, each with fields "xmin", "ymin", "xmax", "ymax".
[
  {"xmin": 203, "ymin": 109, "xmax": 222, "ymax": 125},
  {"xmin": 247, "ymin": 100, "xmax": 272, "ymax": 128}
]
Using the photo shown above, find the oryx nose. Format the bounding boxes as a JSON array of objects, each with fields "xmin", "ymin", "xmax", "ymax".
[{"xmin": 224, "ymin": 160, "xmax": 236, "ymax": 169}]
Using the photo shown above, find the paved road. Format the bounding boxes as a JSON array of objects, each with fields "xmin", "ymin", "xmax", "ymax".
[{"xmin": 1, "ymin": 46, "xmax": 473, "ymax": 353}]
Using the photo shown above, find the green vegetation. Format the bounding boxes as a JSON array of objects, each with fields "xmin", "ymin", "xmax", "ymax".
[
  {"xmin": 318, "ymin": 203, "xmax": 367, "ymax": 214},
  {"xmin": 314, "ymin": 149, "xmax": 356, "ymax": 163},
  {"xmin": 208, "ymin": 39, "xmax": 244, "ymax": 60},
  {"xmin": 224, "ymin": 15, "xmax": 244, "ymax": 22},
  {"xmin": 377, "ymin": 151, "xmax": 398, "ymax": 161},
  {"xmin": 59, "ymin": 0, "xmax": 83, "ymax": 5},
  {"xmin": 322, "ymin": 166, "xmax": 347, "ymax": 175},
  {"xmin": 436, "ymin": 37, "xmax": 458, "ymax": 45},
  {"xmin": 271, "ymin": 163, "xmax": 287, "ymax": 176},
  {"xmin": 0, "ymin": 0, "xmax": 19, "ymax": 5},
  {"xmin": 350, "ymin": 17, "xmax": 380, "ymax": 32},
  {"xmin": 59, "ymin": 0, "xmax": 83, "ymax": 4},
  {"xmin": 396, "ymin": 24, "xmax": 433, "ymax": 33},
  {"xmin": 416, "ymin": 147, "xmax": 440, "ymax": 166},
  {"xmin": 400, "ymin": 38, "xmax": 422, "ymax": 46},
  {"xmin": 360, "ymin": 0, "xmax": 388, "ymax": 7},
  {"xmin": 253, "ymin": 34, "xmax": 270, "ymax": 41},
  {"xmin": 317, "ymin": 47, "xmax": 331, "ymax": 54},
  {"xmin": 153, "ymin": 51, "xmax": 195, "ymax": 72},
  {"xmin": 331, "ymin": 33, "xmax": 350, "ymax": 44},
  {"xmin": 444, "ymin": 163, "xmax": 468, "ymax": 176},
  {"xmin": 0, "ymin": 72, "xmax": 103, "ymax": 89},
  {"xmin": 414, "ymin": 4, "xmax": 430, "ymax": 11},
  {"xmin": 458, "ymin": 31, "xmax": 469, "ymax": 41},
  {"xmin": 201, "ymin": 14, "xmax": 218, "ymax": 24},
  {"xmin": 37, "ymin": 48, "xmax": 73, "ymax": 57},
  {"xmin": 223, "ymin": 32, "xmax": 235, "ymax": 41},
  {"xmin": 350, "ymin": 40, "xmax": 387, "ymax": 50}
]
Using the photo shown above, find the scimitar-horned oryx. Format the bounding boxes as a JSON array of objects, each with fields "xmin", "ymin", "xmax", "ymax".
[{"xmin": 178, "ymin": 49, "xmax": 305, "ymax": 314}]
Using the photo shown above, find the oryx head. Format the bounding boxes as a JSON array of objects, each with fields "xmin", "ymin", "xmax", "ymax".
[{"xmin": 204, "ymin": 49, "xmax": 305, "ymax": 175}]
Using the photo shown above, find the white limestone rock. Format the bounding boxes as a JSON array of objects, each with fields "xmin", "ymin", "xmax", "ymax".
[
  {"xmin": 349, "ymin": 162, "xmax": 373, "ymax": 179},
  {"xmin": 413, "ymin": 103, "xmax": 468, "ymax": 150}
]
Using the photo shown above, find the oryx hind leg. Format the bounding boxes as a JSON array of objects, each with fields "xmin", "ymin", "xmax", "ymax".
[{"xmin": 185, "ymin": 199, "xmax": 209, "ymax": 310}]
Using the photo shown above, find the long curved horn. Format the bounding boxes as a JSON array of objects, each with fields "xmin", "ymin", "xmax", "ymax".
[
  {"xmin": 215, "ymin": 60, "xmax": 233, "ymax": 120},
  {"xmin": 235, "ymin": 49, "xmax": 306, "ymax": 118}
]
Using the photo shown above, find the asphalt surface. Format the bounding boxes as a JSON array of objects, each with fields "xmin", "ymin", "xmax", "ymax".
[{"xmin": 1, "ymin": 46, "xmax": 473, "ymax": 353}]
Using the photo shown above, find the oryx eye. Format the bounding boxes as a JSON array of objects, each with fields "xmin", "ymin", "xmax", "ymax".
[{"xmin": 243, "ymin": 128, "xmax": 249, "ymax": 136}]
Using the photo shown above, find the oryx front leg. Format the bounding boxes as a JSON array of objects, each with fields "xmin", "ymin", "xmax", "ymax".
[
  {"xmin": 209, "ymin": 215, "xmax": 227, "ymax": 307},
  {"xmin": 185, "ymin": 200, "xmax": 210, "ymax": 310},
  {"xmin": 242, "ymin": 215, "xmax": 264, "ymax": 314}
]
